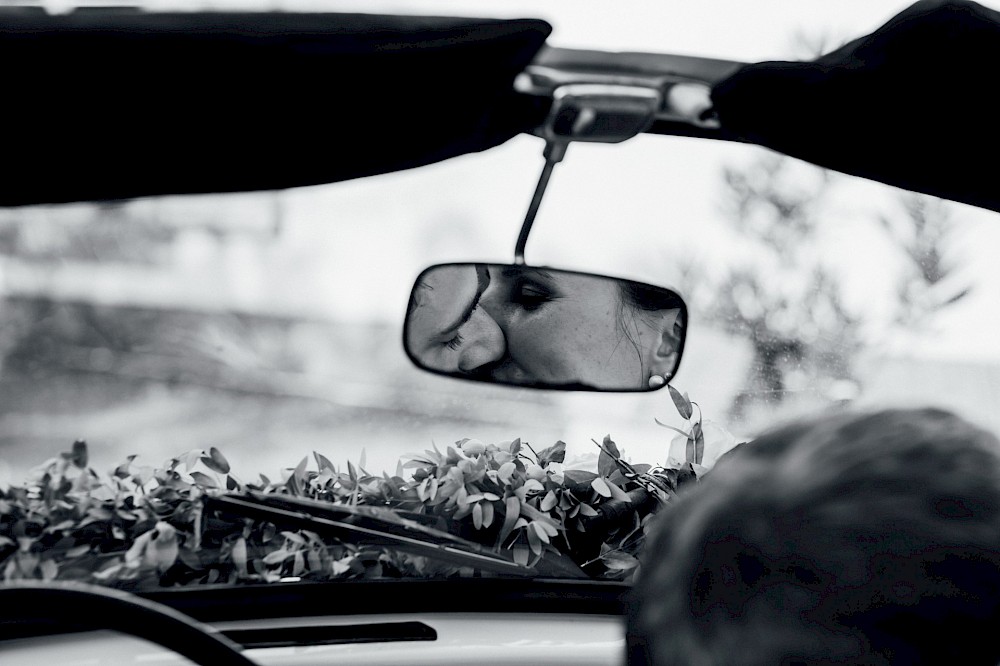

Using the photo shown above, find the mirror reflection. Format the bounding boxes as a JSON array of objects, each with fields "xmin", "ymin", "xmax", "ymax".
[{"xmin": 404, "ymin": 263, "xmax": 687, "ymax": 391}]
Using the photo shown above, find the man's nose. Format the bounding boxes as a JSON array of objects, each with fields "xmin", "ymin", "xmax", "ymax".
[{"xmin": 458, "ymin": 309, "xmax": 506, "ymax": 373}]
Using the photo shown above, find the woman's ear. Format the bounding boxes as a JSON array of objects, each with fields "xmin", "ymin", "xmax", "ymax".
[{"xmin": 647, "ymin": 308, "xmax": 683, "ymax": 381}]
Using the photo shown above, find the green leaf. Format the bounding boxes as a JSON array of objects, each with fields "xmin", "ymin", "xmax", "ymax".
[
  {"xmin": 281, "ymin": 531, "xmax": 306, "ymax": 546},
  {"xmin": 563, "ymin": 469, "xmax": 598, "ymax": 485},
  {"xmin": 591, "ymin": 477, "xmax": 612, "ymax": 498},
  {"xmin": 693, "ymin": 422, "xmax": 705, "ymax": 465},
  {"xmin": 531, "ymin": 521, "xmax": 551, "ymax": 545},
  {"xmin": 602, "ymin": 551, "xmax": 640, "ymax": 571},
  {"xmin": 519, "ymin": 502, "xmax": 560, "ymax": 528},
  {"xmin": 201, "ymin": 447, "xmax": 231, "ymax": 474},
  {"xmin": 293, "ymin": 456, "xmax": 309, "ymax": 483},
  {"xmin": 597, "ymin": 436, "xmax": 621, "ymax": 478},
  {"xmin": 262, "ymin": 549, "xmax": 289, "ymax": 565},
  {"xmin": 668, "ymin": 385, "xmax": 693, "ymax": 420},
  {"xmin": 540, "ymin": 491, "xmax": 558, "ymax": 512},
  {"xmin": 40, "ymin": 559, "xmax": 58, "ymax": 581},
  {"xmin": 654, "ymin": 418, "xmax": 691, "ymax": 438},
  {"xmin": 578, "ymin": 503, "xmax": 599, "ymax": 517},
  {"xmin": 481, "ymin": 501, "xmax": 495, "ymax": 529},
  {"xmin": 261, "ymin": 522, "xmax": 277, "ymax": 543},
  {"xmin": 181, "ymin": 449, "xmax": 202, "ymax": 472},
  {"xmin": 526, "ymin": 522, "xmax": 542, "ymax": 555},
  {"xmin": 149, "ymin": 525, "xmax": 179, "ymax": 572},
  {"xmin": 473, "ymin": 502, "xmax": 484, "ymax": 530},
  {"xmin": 314, "ymin": 451, "xmax": 335, "ymax": 472},
  {"xmin": 293, "ymin": 551, "xmax": 305, "ymax": 576},
  {"xmin": 497, "ymin": 462, "xmax": 516, "ymax": 484},
  {"xmin": 536, "ymin": 441, "xmax": 566, "ymax": 467},
  {"xmin": 70, "ymin": 440, "xmax": 88, "ymax": 469},
  {"xmin": 607, "ymin": 481, "xmax": 631, "ymax": 502},
  {"xmin": 232, "ymin": 537, "xmax": 248, "ymax": 577},
  {"xmin": 190, "ymin": 471, "xmax": 218, "ymax": 489},
  {"xmin": 497, "ymin": 497, "xmax": 522, "ymax": 546},
  {"xmin": 113, "ymin": 455, "xmax": 137, "ymax": 479},
  {"xmin": 522, "ymin": 479, "xmax": 545, "ymax": 494},
  {"xmin": 511, "ymin": 545, "xmax": 529, "ymax": 567}
]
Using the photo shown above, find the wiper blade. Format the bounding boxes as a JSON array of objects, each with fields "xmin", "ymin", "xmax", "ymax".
[{"xmin": 204, "ymin": 492, "xmax": 554, "ymax": 577}]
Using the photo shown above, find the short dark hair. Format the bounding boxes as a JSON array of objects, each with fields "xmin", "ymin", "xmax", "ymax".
[{"xmin": 627, "ymin": 408, "xmax": 1000, "ymax": 666}]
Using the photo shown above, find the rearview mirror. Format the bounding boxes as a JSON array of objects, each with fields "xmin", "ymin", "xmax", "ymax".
[{"xmin": 404, "ymin": 263, "xmax": 687, "ymax": 391}]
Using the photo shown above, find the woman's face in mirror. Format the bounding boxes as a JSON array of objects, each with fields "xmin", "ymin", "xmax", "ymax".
[
  {"xmin": 406, "ymin": 264, "xmax": 505, "ymax": 374},
  {"xmin": 477, "ymin": 266, "xmax": 680, "ymax": 389}
]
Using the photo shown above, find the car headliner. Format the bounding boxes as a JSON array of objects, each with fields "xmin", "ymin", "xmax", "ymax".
[
  {"xmin": 4, "ymin": 1, "xmax": 1000, "ymax": 214},
  {"xmin": 1, "ymin": 11, "xmax": 551, "ymax": 206}
]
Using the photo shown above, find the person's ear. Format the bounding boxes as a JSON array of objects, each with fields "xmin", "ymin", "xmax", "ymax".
[{"xmin": 646, "ymin": 309, "xmax": 683, "ymax": 383}]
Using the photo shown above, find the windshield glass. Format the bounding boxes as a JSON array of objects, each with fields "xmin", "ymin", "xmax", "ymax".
[{"xmin": 3, "ymin": 0, "xmax": 1000, "ymax": 590}]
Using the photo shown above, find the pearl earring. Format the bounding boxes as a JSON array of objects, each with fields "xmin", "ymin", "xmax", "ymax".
[{"xmin": 648, "ymin": 374, "xmax": 666, "ymax": 389}]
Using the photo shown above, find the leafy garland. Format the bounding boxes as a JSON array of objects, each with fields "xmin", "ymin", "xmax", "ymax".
[{"xmin": 0, "ymin": 387, "xmax": 727, "ymax": 588}]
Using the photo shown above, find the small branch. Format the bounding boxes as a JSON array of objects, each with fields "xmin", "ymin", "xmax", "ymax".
[
  {"xmin": 581, "ymin": 544, "xmax": 630, "ymax": 568},
  {"xmin": 522, "ymin": 441, "xmax": 540, "ymax": 462}
]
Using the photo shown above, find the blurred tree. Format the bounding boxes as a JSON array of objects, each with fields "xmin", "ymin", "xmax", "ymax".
[
  {"xmin": 879, "ymin": 192, "xmax": 971, "ymax": 330},
  {"xmin": 708, "ymin": 153, "xmax": 861, "ymax": 420},
  {"xmin": 695, "ymin": 32, "xmax": 864, "ymax": 422}
]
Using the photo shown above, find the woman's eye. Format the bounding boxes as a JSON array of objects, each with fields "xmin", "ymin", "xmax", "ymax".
[{"xmin": 512, "ymin": 284, "xmax": 552, "ymax": 311}]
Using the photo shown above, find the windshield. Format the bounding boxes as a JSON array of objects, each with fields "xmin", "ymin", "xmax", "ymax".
[{"xmin": 3, "ymin": 0, "xmax": 1000, "ymax": 591}]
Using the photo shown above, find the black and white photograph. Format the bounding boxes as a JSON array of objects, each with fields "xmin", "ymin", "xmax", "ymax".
[{"xmin": 2, "ymin": 0, "xmax": 1000, "ymax": 664}]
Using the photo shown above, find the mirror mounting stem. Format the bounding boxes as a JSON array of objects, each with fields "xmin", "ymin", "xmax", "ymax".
[
  {"xmin": 514, "ymin": 139, "xmax": 566, "ymax": 265},
  {"xmin": 513, "ymin": 84, "xmax": 661, "ymax": 264}
]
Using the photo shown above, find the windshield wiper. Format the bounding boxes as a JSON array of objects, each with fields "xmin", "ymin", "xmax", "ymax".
[{"xmin": 203, "ymin": 492, "xmax": 585, "ymax": 579}]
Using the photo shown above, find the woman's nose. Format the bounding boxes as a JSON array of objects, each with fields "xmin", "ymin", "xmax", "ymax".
[{"xmin": 458, "ymin": 308, "xmax": 506, "ymax": 373}]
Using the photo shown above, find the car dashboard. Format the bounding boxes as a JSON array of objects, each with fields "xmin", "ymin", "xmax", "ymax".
[
  {"xmin": 0, "ymin": 579, "xmax": 628, "ymax": 666},
  {"xmin": 0, "ymin": 612, "xmax": 623, "ymax": 666}
]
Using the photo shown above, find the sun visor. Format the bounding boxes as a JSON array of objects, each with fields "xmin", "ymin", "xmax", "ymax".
[
  {"xmin": 0, "ymin": 11, "xmax": 551, "ymax": 206},
  {"xmin": 711, "ymin": 0, "xmax": 1000, "ymax": 213}
]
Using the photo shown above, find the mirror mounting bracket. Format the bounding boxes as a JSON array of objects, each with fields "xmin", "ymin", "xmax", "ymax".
[{"xmin": 513, "ymin": 84, "xmax": 663, "ymax": 264}]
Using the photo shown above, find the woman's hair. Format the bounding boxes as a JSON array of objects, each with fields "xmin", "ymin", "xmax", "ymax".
[
  {"xmin": 627, "ymin": 408, "xmax": 1000, "ymax": 666},
  {"xmin": 618, "ymin": 281, "xmax": 684, "ymax": 314},
  {"xmin": 614, "ymin": 280, "xmax": 685, "ymax": 380}
]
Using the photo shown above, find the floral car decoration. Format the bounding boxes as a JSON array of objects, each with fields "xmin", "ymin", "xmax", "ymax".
[{"xmin": 0, "ymin": 387, "xmax": 733, "ymax": 587}]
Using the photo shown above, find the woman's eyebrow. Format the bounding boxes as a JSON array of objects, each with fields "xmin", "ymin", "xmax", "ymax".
[{"xmin": 500, "ymin": 266, "xmax": 554, "ymax": 281}]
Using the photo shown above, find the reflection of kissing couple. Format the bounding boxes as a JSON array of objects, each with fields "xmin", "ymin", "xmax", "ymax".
[{"xmin": 406, "ymin": 264, "xmax": 684, "ymax": 390}]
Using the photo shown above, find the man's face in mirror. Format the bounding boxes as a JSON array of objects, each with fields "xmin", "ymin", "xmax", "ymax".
[{"xmin": 405, "ymin": 264, "xmax": 505, "ymax": 374}]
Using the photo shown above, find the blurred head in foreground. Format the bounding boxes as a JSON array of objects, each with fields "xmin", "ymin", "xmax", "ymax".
[{"xmin": 627, "ymin": 408, "xmax": 1000, "ymax": 666}]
